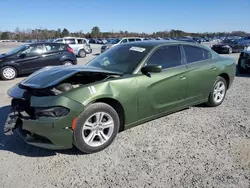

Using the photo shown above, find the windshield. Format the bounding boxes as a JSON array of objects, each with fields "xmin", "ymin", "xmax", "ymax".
[
  {"xmin": 110, "ymin": 38, "xmax": 121, "ymax": 44},
  {"xmin": 5, "ymin": 45, "xmax": 27, "ymax": 55},
  {"xmin": 87, "ymin": 45, "xmax": 149, "ymax": 74}
]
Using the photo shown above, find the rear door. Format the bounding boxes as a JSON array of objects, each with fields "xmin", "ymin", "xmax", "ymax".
[
  {"xmin": 136, "ymin": 45, "xmax": 188, "ymax": 118},
  {"xmin": 182, "ymin": 45, "xmax": 217, "ymax": 104},
  {"xmin": 42, "ymin": 43, "xmax": 65, "ymax": 66}
]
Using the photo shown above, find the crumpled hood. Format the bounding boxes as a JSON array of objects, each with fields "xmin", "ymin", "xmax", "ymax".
[{"xmin": 20, "ymin": 65, "xmax": 122, "ymax": 89}]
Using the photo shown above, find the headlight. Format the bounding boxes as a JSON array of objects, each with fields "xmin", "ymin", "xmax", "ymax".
[
  {"xmin": 34, "ymin": 106, "xmax": 69, "ymax": 117},
  {"xmin": 222, "ymin": 45, "xmax": 230, "ymax": 48}
]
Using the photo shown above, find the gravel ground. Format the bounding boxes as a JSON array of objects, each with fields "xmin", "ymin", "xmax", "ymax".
[{"xmin": 0, "ymin": 43, "xmax": 249, "ymax": 188}]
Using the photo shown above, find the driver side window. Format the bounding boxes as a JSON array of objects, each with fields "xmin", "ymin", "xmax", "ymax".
[
  {"xmin": 121, "ymin": 39, "xmax": 128, "ymax": 43},
  {"xmin": 20, "ymin": 45, "xmax": 44, "ymax": 57},
  {"xmin": 146, "ymin": 45, "xmax": 182, "ymax": 69}
]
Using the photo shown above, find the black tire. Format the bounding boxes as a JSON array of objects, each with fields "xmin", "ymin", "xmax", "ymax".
[
  {"xmin": 206, "ymin": 76, "xmax": 227, "ymax": 107},
  {"xmin": 0, "ymin": 66, "xmax": 17, "ymax": 80},
  {"xmin": 73, "ymin": 102, "xmax": 120, "ymax": 154},
  {"xmin": 62, "ymin": 60, "xmax": 73, "ymax": 65},
  {"xmin": 237, "ymin": 59, "xmax": 247, "ymax": 74},
  {"xmin": 78, "ymin": 49, "xmax": 86, "ymax": 58}
]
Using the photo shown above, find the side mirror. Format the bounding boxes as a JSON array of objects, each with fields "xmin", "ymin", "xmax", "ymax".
[
  {"xmin": 19, "ymin": 53, "xmax": 26, "ymax": 59},
  {"xmin": 141, "ymin": 65, "xmax": 162, "ymax": 75}
]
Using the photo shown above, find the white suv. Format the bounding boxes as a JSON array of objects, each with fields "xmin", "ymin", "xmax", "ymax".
[
  {"xmin": 54, "ymin": 37, "xmax": 92, "ymax": 58},
  {"xmin": 101, "ymin": 37, "xmax": 143, "ymax": 53}
]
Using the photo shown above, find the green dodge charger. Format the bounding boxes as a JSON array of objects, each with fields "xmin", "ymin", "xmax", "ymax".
[{"xmin": 4, "ymin": 41, "xmax": 236, "ymax": 153}]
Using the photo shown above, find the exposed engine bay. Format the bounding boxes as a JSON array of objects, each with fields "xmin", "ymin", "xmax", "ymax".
[{"xmin": 19, "ymin": 72, "xmax": 116, "ymax": 96}]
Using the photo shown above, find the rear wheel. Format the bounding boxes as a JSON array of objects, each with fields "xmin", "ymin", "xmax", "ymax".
[
  {"xmin": 73, "ymin": 103, "xmax": 120, "ymax": 153},
  {"xmin": 0, "ymin": 66, "xmax": 17, "ymax": 80},
  {"xmin": 206, "ymin": 76, "xmax": 227, "ymax": 107},
  {"xmin": 62, "ymin": 60, "xmax": 73, "ymax": 65},
  {"xmin": 78, "ymin": 49, "xmax": 86, "ymax": 58}
]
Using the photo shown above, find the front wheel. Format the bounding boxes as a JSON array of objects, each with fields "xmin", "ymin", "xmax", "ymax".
[
  {"xmin": 206, "ymin": 76, "xmax": 227, "ymax": 107},
  {"xmin": 0, "ymin": 66, "xmax": 17, "ymax": 80},
  {"xmin": 73, "ymin": 103, "xmax": 120, "ymax": 154}
]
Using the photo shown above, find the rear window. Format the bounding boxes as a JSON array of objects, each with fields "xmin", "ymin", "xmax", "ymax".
[
  {"xmin": 65, "ymin": 39, "xmax": 76, "ymax": 44},
  {"xmin": 44, "ymin": 44, "xmax": 65, "ymax": 52},
  {"xmin": 135, "ymin": 38, "xmax": 142, "ymax": 41},
  {"xmin": 183, "ymin": 45, "xmax": 212, "ymax": 63},
  {"xmin": 77, "ymin": 39, "xmax": 86, "ymax": 44}
]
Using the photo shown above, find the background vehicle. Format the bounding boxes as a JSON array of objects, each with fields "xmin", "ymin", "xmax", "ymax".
[
  {"xmin": 5, "ymin": 41, "xmax": 236, "ymax": 153},
  {"xmin": 0, "ymin": 42, "xmax": 77, "ymax": 80},
  {"xmin": 238, "ymin": 49, "xmax": 250, "ymax": 73},
  {"xmin": 101, "ymin": 37, "xmax": 143, "ymax": 53},
  {"xmin": 54, "ymin": 37, "xmax": 92, "ymax": 58},
  {"xmin": 211, "ymin": 39, "xmax": 249, "ymax": 54}
]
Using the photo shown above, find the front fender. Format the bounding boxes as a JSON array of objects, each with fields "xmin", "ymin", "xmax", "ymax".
[{"xmin": 63, "ymin": 78, "xmax": 139, "ymax": 125}]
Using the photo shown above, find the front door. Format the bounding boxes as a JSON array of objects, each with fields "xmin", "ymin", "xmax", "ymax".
[
  {"xmin": 136, "ymin": 45, "xmax": 188, "ymax": 119},
  {"xmin": 15, "ymin": 44, "xmax": 46, "ymax": 74}
]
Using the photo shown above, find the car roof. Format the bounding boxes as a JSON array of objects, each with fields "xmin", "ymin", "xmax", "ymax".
[
  {"xmin": 28, "ymin": 42, "xmax": 66, "ymax": 45},
  {"xmin": 120, "ymin": 40, "xmax": 196, "ymax": 47}
]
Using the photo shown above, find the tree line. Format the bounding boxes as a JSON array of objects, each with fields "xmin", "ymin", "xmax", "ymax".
[{"xmin": 0, "ymin": 26, "xmax": 249, "ymax": 40}]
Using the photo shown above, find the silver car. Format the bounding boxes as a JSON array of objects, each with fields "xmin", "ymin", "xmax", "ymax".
[
  {"xmin": 101, "ymin": 37, "xmax": 143, "ymax": 53},
  {"xmin": 54, "ymin": 37, "xmax": 92, "ymax": 58}
]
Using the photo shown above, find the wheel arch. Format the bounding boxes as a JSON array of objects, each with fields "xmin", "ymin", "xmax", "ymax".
[
  {"xmin": 218, "ymin": 73, "xmax": 230, "ymax": 89},
  {"xmin": 93, "ymin": 97, "xmax": 125, "ymax": 132}
]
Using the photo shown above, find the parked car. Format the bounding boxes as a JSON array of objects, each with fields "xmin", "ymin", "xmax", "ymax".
[
  {"xmin": 0, "ymin": 42, "xmax": 77, "ymax": 80},
  {"xmin": 238, "ymin": 47, "xmax": 250, "ymax": 73},
  {"xmin": 54, "ymin": 37, "xmax": 92, "ymax": 58},
  {"xmin": 211, "ymin": 39, "xmax": 249, "ymax": 54},
  {"xmin": 101, "ymin": 37, "xmax": 143, "ymax": 53},
  {"xmin": 4, "ymin": 41, "xmax": 236, "ymax": 153}
]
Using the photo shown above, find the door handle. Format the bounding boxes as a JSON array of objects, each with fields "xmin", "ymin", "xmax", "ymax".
[{"xmin": 179, "ymin": 75, "xmax": 186, "ymax": 80}]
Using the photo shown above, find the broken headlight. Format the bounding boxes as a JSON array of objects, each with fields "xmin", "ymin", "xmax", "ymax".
[{"xmin": 34, "ymin": 106, "xmax": 69, "ymax": 118}]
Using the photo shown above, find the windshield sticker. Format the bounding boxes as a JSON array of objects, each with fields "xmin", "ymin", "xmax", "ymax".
[{"xmin": 129, "ymin": 46, "xmax": 146, "ymax": 52}]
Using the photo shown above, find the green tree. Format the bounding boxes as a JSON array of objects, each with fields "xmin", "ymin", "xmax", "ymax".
[
  {"xmin": 91, "ymin": 26, "xmax": 101, "ymax": 38},
  {"xmin": 1, "ymin": 32, "xmax": 9, "ymax": 40},
  {"xmin": 61, "ymin": 28, "xmax": 70, "ymax": 37}
]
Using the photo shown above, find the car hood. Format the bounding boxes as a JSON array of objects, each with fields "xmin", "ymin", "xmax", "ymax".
[
  {"xmin": 20, "ymin": 65, "xmax": 122, "ymax": 89},
  {"xmin": 0, "ymin": 53, "xmax": 10, "ymax": 59}
]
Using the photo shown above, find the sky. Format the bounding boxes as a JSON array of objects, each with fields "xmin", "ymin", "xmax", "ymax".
[{"xmin": 0, "ymin": 0, "xmax": 250, "ymax": 34}]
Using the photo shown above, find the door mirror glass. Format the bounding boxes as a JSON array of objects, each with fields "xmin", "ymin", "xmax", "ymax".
[{"xmin": 141, "ymin": 65, "xmax": 162, "ymax": 74}]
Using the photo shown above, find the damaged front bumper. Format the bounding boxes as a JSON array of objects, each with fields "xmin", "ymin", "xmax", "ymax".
[{"xmin": 4, "ymin": 84, "xmax": 85, "ymax": 150}]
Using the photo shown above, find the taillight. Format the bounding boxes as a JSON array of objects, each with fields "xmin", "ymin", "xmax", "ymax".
[{"xmin": 67, "ymin": 47, "xmax": 74, "ymax": 53}]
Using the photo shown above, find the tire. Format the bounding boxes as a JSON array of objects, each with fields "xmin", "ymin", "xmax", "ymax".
[
  {"xmin": 237, "ymin": 59, "xmax": 247, "ymax": 74},
  {"xmin": 73, "ymin": 102, "xmax": 120, "ymax": 154},
  {"xmin": 206, "ymin": 76, "xmax": 227, "ymax": 107},
  {"xmin": 78, "ymin": 49, "xmax": 86, "ymax": 58},
  {"xmin": 0, "ymin": 66, "xmax": 17, "ymax": 80},
  {"xmin": 62, "ymin": 60, "xmax": 73, "ymax": 65}
]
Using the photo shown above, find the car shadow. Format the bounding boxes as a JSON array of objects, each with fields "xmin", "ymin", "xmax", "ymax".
[
  {"xmin": 235, "ymin": 65, "xmax": 250, "ymax": 78},
  {"xmin": 93, "ymin": 53, "xmax": 100, "ymax": 56},
  {"xmin": 0, "ymin": 105, "xmax": 84, "ymax": 157}
]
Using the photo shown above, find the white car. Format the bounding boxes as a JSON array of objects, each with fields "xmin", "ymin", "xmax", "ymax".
[
  {"xmin": 101, "ymin": 37, "xmax": 143, "ymax": 53},
  {"xmin": 54, "ymin": 37, "xmax": 92, "ymax": 58}
]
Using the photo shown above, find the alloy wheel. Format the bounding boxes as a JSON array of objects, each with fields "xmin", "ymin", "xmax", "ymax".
[
  {"xmin": 213, "ymin": 81, "xmax": 226, "ymax": 103},
  {"xmin": 82, "ymin": 112, "xmax": 114, "ymax": 147}
]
